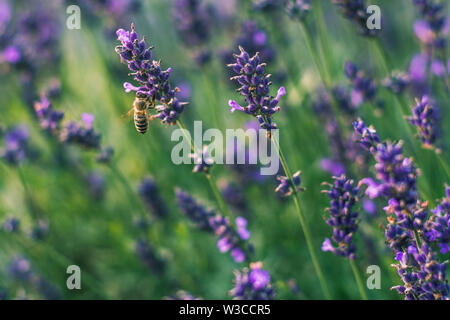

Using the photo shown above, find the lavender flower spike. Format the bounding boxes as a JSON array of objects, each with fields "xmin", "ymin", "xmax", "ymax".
[
  {"xmin": 228, "ymin": 46, "xmax": 286, "ymax": 132},
  {"xmin": 230, "ymin": 262, "xmax": 275, "ymax": 300},
  {"xmin": 321, "ymin": 174, "xmax": 360, "ymax": 259},
  {"xmin": 115, "ymin": 24, "xmax": 186, "ymax": 125},
  {"xmin": 408, "ymin": 96, "xmax": 440, "ymax": 150}
]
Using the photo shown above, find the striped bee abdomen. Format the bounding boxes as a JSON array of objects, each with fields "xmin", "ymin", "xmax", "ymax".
[{"xmin": 134, "ymin": 110, "xmax": 148, "ymax": 134}]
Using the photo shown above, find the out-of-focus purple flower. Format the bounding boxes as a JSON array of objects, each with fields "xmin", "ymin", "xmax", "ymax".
[
  {"xmin": 176, "ymin": 188, "xmax": 251, "ymax": 263},
  {"xmin": 59, "ymin": 114, "xmax": 101, "ymax": 150},
  {"xmin": 230, "ymin": 262, "xmax": 275, "ymax": 300},
  {"xmin": 220, "ymin": 180, "xmax": 248, "ymax": 212},
  {"xmin": 135, "ymin": 239, "xmax": 165, "ymax": 274},
  {"xmin": 409, "ymin": 53, "xmax": 428, "ymax": 83},
  {"xmin": 139, "ymin": 177, "xmax": 167, "ymax": 218},
  {"xmin": 1, "ymin": 45, "xmax": 20, "ymax": 64},
  {"xmin": 427, "ymin": 185, "xmax": 450, "ymax": 254},
  {"xmin": 115, "ymin": 24, "xmax": 186, "ymax": 125},
  {"xmin": 0, "ymin": 0, "xmax": 10, "ymax": 32},
  {"xmin": 30, "ymin": 219, "xmax": 49, "ymax": 240},
  {"xmin": 287, "ymin": 0, "xmax": 311, "ymax": 19},
  {"xmin": 333, "ymin": 0, "xmax": 379, "ymax": 37},
  {"xmin": 412, "ymin": 0, "xmax": 448, "ymax": 51},
  {"xmin": 228, "ymin": 46, "xmax": 285, "ymax": 132},
  {"xmin": 96, "ymin": 146, "xmax": 114, "ymax": 164},
  {"xmin": 190, "ymin": 145, "xmax": 214, "ymax": 173},
  {"xmin": 172, "ymin": 0, "xmax": 214, "ymax": 66},
  {"xmin": 322, "ymin": 175, "xmax": 360, "ymax": 259},
  {"xmin": 3, "ymin": 216, "xmax": 20, "ymax": 233},
  {"xmin": 382, "ymin": 71, "xmax": 411, "ymax": 94},
  {"xmin": 408, "ymin": 96, "xmax": 440, "ymax": 149},
  {"xmin": 344, "ymin": 61, "xmax": 377, "ymax": 108},
  {"xmin": 362, "ymin": 199, "xmax": 377, "ymax": 215},
  {"xmin": 0, "ymin": 125, "xmax": 30, "ymax": 165},
  {"xmin": 34, "ymin": 95, "xmax": 64, "ymax": 134},
  {"xmin": 320, "ymin": 158, "xmax": 346, "ymax": 176},
  {"xmin": 275, "ymin": 170, "xmax": 303, "ymax": 197},
  {"xmin": 86, "ymin": 171, "xmax": 105, "ymax": 201}
]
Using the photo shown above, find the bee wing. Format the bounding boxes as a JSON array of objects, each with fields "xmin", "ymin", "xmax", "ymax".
[{"xmin": 121, "ymin": 107, "xmax": 134, "ymax": 120}]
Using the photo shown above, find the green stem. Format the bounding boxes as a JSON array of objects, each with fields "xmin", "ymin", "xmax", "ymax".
[
  {"xmin": 17, "ymin": 166, "xmax": 38, "ymax": 221},
  {"xmin": 272, "ymin": 134, "xmax": 331, "ymax": 299},
  {"xmin": 349, "ymin": 259, "xmax": 368, "ymax": 300},
  {"xmin": 176, "ymin": 119, "xmax": 233, "ymax": 219}
]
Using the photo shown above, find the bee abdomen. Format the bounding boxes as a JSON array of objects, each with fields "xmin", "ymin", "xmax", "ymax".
[{"xmin": 134, "ymin": 111, "xmax": 148, "ymax": 134}]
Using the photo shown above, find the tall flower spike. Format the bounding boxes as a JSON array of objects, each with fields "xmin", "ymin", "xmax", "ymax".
[
  {"xmin": 59, "ymin": 114, "xmax": 101, "ymax": 150},
  {"xmin": 228, "ymin": 46, "xmax": 286, "ymax": 133},
  {"xmin": 321, "ymin": 175, "xmax": 360, "ymax": 259},
  {"xmin": 34, "ymin": 94, "xmax": 64, "ymax": 134},
  {"xmin": 230, "ymin": 262, "xmax": 275, "ymax": 300},
  {"xmin": 115, "ymin": 24, "xmax": 186, "ymax": 125},
  {"xmin": 175, "ymin": 188, "xmax": 252, "ymax": 263},
  {"xmin": 0, "ymin": 125, "xmax": 30, "ymax": 166},
  {"xmin": 408, "ymin": 96, "xmax": 440, "ymax": 150},
  {"xmin": 139, "ymin": 177, "xmax": 168, "ymax": 218},
  {"xmin": 354, "ymin": 118, "xmax": 449, "ymax": 299},
  {"xmin": 333, "ymin": 0, "xmax": 379, "ymax": 37}
]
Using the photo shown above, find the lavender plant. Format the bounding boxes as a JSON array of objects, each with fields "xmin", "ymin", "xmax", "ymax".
[{"xmin": 230, "ymin": 261, "xmax": 275, "ymax": 300}]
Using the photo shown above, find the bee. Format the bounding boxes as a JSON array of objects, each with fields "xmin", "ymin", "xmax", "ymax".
[{"xmin": 127, "ymin": 93, "xmax": 153, "ymax": 134}]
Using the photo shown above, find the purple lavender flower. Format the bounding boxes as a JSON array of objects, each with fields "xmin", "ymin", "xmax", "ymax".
[
  {"xmin": 228, "ymin": 46, "xmax": 286, "ymax": 132},
  {"xmin": 172, "ymin": 0, "xmax": 213, "ymax": 65},
  {"xmin": 59, "ymin": 114, "xmax": 101, "ymax": 150},
  {"xmin": 382, "ymin": 71, "xmax": 411, "ymax": 94},
  {"xmin": 3, "ymin": 216, "xmax": 20, "ymax": 233},
  {"xmin": 219, "ymin": 180, "xmax": 248, "ymax": 212},
  {"xmin": 333, "ymin": 0, "xmax": 379, "ymax": 37},
  {"xmin": 428, "ymin": 185, "xmax": 450, "ymax": 254},
  {"xmin": 96, "ymin": 146, "xmax": 114, "ymax": 164},
  {"xmin": 115, "ymin": 24, "xmax": 186, "ymax": 125},
  {"xmin": 287, "ymin": 0, "xmax": 311, "ymax": 19},
  {"xmin": 34, "ymin": 95, "xmax": 64, "ymax": 134},
  {"xmin": 354, "ymin": 119, "xmax": 449, "ymax": 299},
  {"xmin": 0, "ymin": 125, "xmax": 30, "ymax": 165},
  {"xmin": 86, "ymin": 171, "xmax": 105, "ymax": 201},
  {"xmin": 30, "ymin": 219, "xmax": 49, "ymax": 241},
  {"xmin": 176, "ymin": 188, "xmax": 251, "ymax": 263},
  {"xmin": 275, "ymin": 170, "xmax": 303, "ymax": 197},
  {"xmin": 344, "ymin": 61, "xmax": 377, "ymax": 108},
  {"xmin": 138, "ymin": 177, "xmax": 167, "ymax": 218},
  {"xmin": 321, "ymin": 175, "xmax": 360, "ymax": 259},
  {"xmin": 230, "ymin": 262, "xmax": 275, "ymax": 300},
  {"xmin": 320, "ymin": 158, "xmax": 346, "ymax": 176},
  {"xmin": 412, "ymin": 0, "xmax": 448, "ymax": 52},
  {"xmin": 190, "ymin": 145, "xmax": 214, "ymax": 173},
  {"xmin": 408, "ymin": 96, "xmax": 440, "ymax": 149},
  {"xmin": 135, "ymin": 239, "xmax": 165, "ymax": 274}
]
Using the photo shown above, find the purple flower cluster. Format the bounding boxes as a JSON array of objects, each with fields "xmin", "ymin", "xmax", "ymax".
[
  {"xmin": 344, "ymin": 61, "xmax": 377, "ymax": 108},
  {"xmin": 287, "ymin": 0, "xmax": 311, "ymax": 19},
  {"xmin": 275, "ymin": 170, "xmax": 303, "ymax": 197},
  {"xmin": 176, "ymin": 188, "xmax": 251, "ymax": 263},
  {"xmin": 115, "ymin": 24, "xmax": 186, "ymax": 125},
  {"xmin": 190, "ymin": 145, "xmax": 214, "ymax": 174},
  {"xmin": 382, "ymin": 71, "xmax": 411, "ymax": 94},
  {"xmin": 427, "ymin": 185, "xmax": 450, "ymax": 254},
  {"xmin": 59, "ymin": 113, "xmax": 101, "ymax": 150},
  {"xmin": 0, "ymin": 125, "xmax": 30, "ymax": 165},
  {"xmin": 86, "ymin": 171, "xmax": 105, "ymax": 201},
  {"xmin": 8, "ymin": 256, "xmax": 60, "ymax": 299},
  {"xmin": 228, "ymin": 46, "xmax": 286, "ymax": 132},
  {"xmin": 393, "ymin": 242, "xmax": 449, "ymax": 300},
  {"xmin": 172, "ymin": 0, "xmax": 213, "ymax": 65},
  {"xmin": 321, "ymin": 175, "xmax": 360, "ymax": 259},
  {"xmin": 219, "ymin": 180, "xmax": 248, "ymax": 213},
  {"xmin": 3, "ymin": 216, "xmax": 20, "ymax": 233},
  {"xmin": 353, "ymin": 119, "xmax": 449, "ymax": 299},
  {"xmin": 135, "ymin": 239, "xmax": 165, "ymax": 274},
  {"xmin": 332, "ymin": 0, "xmax": 378, "ymax": 37},
  {"xmin": 408, "ymin": 96, "xmax": 440, "ymax": 149},
  {"xmin": 138, "ymin": 177, "xmax": 168, "ymax": 218},
  {"xmin": 412, "ymin": 0, "xmax": 448, "ymax": 52},
  {"xmin": 34, "ymin": 95, "xmax": 64, "ymax": 134},
  {"xmin": 230, "ymin": 262, "xmax": 275, "ymax": 300}
]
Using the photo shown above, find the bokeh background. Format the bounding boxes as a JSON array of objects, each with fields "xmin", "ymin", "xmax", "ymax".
[{"xmin": 0, "ymin": 0, "xmax": 448, "ymax": 300}]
